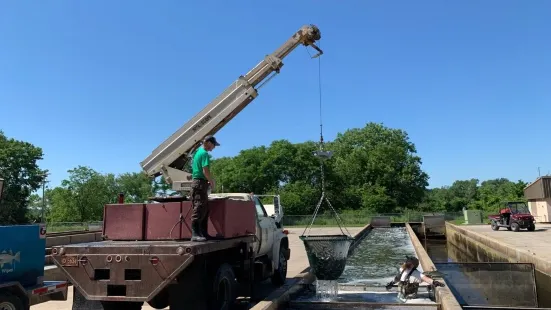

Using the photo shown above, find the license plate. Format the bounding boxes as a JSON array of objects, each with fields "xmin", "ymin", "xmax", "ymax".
[{"xmin": 60, "ymin": 255, "xmax": 79, "ymax": 267}]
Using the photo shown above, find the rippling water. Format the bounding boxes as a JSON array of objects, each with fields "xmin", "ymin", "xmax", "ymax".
[
  {"xmin": 290, "ymin": 227, "xmax": 427, "ymax": 305},
  {"xmin": 338, "ymin": 227, "xmax": 421, "ymax": 285}
]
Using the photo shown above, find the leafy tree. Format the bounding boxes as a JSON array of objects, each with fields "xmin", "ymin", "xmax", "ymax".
[
  {"xmin": 420, "ymin": 178, "xmax": 528, "ymax": 213},
  {"xmin": 39, "ymin": 122, "xmax": 533, "ymax": 222},
  {"xmin": 477, "ymin": 178, "xmax": 527, "ymax": 211},
  {"xmin": 208, "ymin": 123, "xmax": 429, "ymax": 214},
  {"xmin": 47, "ymin": 167, "xmax": 163, "ymax": 222},
  {"xmin": 0, "ymin": 131, "xmax": 47, "ymax": 224},
  {"xmin": 116, "ymin": 172, "xmax": 155, "ymax": 202},
  {"xmin": 48, "ymin": 166, "xmax": 115, "ymax": 222},
  {"xmin": 330, "ymin": 123, "xmax": 429, "ymax": 213},
  {"xmin": 27, "ymin": 193, "xmax": 46, "ymax": 223}
]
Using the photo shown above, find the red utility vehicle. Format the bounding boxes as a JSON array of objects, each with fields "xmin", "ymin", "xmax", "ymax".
[{"xmin": 488, "ymin": 201, "xmax": 535, "ymax": 232}]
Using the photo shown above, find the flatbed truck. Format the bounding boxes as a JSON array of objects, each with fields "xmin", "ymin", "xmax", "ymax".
[{"xmin": 50, "ymin": 25, "xmax": 323, "ymax": 310}]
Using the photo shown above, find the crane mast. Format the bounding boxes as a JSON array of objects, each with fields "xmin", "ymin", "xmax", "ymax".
[{"xmin": 140, "ymin": 24, "xmax": 323, "ymax": 192}]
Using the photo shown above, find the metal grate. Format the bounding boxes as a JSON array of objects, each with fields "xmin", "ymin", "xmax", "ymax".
[{"xmin": 434, "ymin": 262, "xmax": 538, "ymax": 308}]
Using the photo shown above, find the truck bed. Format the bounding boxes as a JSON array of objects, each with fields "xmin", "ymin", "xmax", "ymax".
[{"xmin": 60, "ymin": 235, "xmax": 255, "ymax": 254}]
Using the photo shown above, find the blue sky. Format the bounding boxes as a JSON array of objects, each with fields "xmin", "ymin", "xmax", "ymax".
[{"xmin": 1, "ymin": 1, "xmax": 550, "ymax": 190}]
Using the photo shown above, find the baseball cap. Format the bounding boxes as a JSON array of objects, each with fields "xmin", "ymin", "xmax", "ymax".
[
  {"xmin": 405, "ymin": 255, "xmax": 419, "ymax": 268},
  {"xmin": 204, "ymin": 135, "xmax": 220, "ymax": 146}
]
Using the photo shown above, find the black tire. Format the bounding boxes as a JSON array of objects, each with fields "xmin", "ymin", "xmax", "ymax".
[
  {"xmin": 511, "ymin": 222, "xmax": 520, "ymax": 232},
  {"xmin": 72, "ymin": 286, "xmax": 143, "ymax": 310},
  {"xmin": 209, "ymin": 263, "xmax": 237, "ymax": 310},
  {"xmin": 507, "ymin": 226, "xmax": 512, "ymax": 231},
  {"xmin": 491, "ymin": 221, "xmax": 499, "ymax": 231},
  {"xmin": 528, "ymin": 223, "xmax": 536, "ymax": 231},
  {"xmin": 147, "ymin": 289, "xmax": 169, "ymax": 309},
  {"xmin": 101, "ymin": 301, "xmax": 143, "ymax": 310},
  {"xmin": 271, "ymin": 246, "xmax": 288, "ymax": 286},
  {"xmin": 0, "ymin": 293, "xmax": 25, "ymax": 310}
]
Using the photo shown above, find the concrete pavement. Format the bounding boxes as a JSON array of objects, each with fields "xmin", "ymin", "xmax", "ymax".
[
  {"xmin": 31, "ymin": 227, "xmax": 363, "ymax": 310},
  {"xmin": 451, "ymin": 223, "xmax": 551, "ymax": 261}
]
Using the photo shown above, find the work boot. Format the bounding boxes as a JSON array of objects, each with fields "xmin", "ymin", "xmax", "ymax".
[{"xmin": 191, "ymin": 222, "xmax": 206, "ymax": 242}]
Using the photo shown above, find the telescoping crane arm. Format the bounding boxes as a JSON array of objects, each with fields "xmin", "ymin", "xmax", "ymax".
[{"xmin": 140, "ymin": 24, "xmax": 323, "ymax": 192}]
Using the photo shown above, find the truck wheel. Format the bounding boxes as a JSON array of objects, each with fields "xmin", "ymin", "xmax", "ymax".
[
  {"xmin": 271, "ymin": 247, "xmax": 288, "ymax": 286},
  {"xmin": 210, "ymin": 263, "xmax": 237, "ymax": 310},
  {"xmin": 147, "ymin": 289, "xmax": 169, "ymax": 309},
  {"xmin": 528, "ymin": 223, "xmax": 536, "ymax": 231},
  {"xmin": 0, "ymin": 293, "xmax": 24, "ymax": 310},
  {"xmin": 491, "ymin": 221, "xmax": 499, "ymax": 231},
  {"xmin": 511, "ymin": 222, "xmax": 520, "ymax": 232}
]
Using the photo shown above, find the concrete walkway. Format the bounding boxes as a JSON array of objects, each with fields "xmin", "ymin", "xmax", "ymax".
[
  {"xmin": 32, "ymin": 227, "xmax": 363, "ymax": 310},
  {"xmin": 456, "ymin": 223, "xmax": 551, "ymax": 261}
]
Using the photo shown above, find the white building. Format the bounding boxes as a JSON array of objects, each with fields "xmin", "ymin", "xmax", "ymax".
[{"xmin": 524, "ymin": 176, "xmax": 551, "ymax": 223}]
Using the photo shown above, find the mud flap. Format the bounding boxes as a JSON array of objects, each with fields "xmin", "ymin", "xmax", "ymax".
[
  {"xmin": 169, "ymin": 259, "xmax": 208, "ymax": 310},
  {"xmin": 72, "ymin": 286, "xmax": 104, "ymax": 310}
]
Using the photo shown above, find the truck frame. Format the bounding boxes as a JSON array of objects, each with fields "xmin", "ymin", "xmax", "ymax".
[{"xmin": 50, "ymin": 25, "xmax": 323, "ymax": 310}]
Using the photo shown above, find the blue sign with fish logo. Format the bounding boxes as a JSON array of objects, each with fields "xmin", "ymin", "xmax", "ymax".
[
  {"xmin": 0, "ymin": 249, "xmax": 21, "ymax": 273},
  {"xmin": 0, "ymin": 224, "xmax": 46, "ymax": 287}
]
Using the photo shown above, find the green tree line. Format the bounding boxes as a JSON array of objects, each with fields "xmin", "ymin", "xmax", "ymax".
[{"xmin": 0, "ymin": 123, "xmax": 528, "ymax": 224}]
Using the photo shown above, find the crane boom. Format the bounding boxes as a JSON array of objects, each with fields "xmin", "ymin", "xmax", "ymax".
[{"xmin": 140, "ymin": 24, "xmax": 323, "ymax": 192}]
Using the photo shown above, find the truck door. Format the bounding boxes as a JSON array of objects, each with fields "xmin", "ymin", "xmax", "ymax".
[{"xmin": 254, "ymin": 196, "xmax": 274, "ymax": 256}]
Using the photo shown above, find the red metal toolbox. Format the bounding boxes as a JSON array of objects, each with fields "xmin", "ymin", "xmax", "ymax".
[
  {"xmin": 208, "ymin": 198, "xmax": 256, "ymax": 238},
  {"xmin": 180, "ymin": 201, "xmax": 217, "ymax": 239},
  {"xmin": 103, "ymin": 203, "xmax": 145, "ymax": 240},
  {"xmin": 145, "ymin": 202, "xmax": 182, "ymax": 240}
]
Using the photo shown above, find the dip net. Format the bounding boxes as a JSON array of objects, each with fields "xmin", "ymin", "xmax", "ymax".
[
  {"xmin": 301, "ymin": 54, "xmax": 354, "ymax": 281},
  {"xmin": 300, "ymin": 169, "xmax": 354, "ymax": 280}
]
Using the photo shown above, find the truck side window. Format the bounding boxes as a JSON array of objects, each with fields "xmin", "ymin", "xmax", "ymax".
[{"xmin": 254, "ymin": 197, "xmax": 268, "ymax": 218}]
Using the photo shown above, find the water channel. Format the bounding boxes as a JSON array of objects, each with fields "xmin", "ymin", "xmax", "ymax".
[
  {"xmin": 422, "ymin": 236, "xmax": 551, "ymax": 308},
  {"xmin": 287, "ymin": 227, "xmax": 438, "ymax": 308},
  {"xmin": 282, "ymin": 225, "xmax": 551, "ymax": 309},
  {"xmin": 339, "ymin": 227, "xmax": 420, "ymax": 286}
]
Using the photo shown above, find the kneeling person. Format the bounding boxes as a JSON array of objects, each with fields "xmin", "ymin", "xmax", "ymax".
[{"xmin": 385, "ymin": 256, "xmax": 445, "ymax": 301}]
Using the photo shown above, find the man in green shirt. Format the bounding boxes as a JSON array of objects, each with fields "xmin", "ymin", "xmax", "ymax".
[{"xmin": 190, "ymin": 135, "xmax": 219, "ymax": 242}]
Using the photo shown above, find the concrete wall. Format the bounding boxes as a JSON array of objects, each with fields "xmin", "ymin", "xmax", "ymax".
[
  {"xmin": 405, "ymin": 223, "xmax": 462, "ymax": 310},
  {"xmin": 445, "ymin": 222, "xmax": 551, "ymax": 275},
  {"xmin": 442, "ymin": 240, "xmax": 539, "ymax": 307},
  {"xmin": 370, "ymin": 216, "xmax": 391, "ymax": 227},
  {"xmin": 423, "ymin": 215, "xmax": 446, "ymax": 236},
  {"xmin": 348, "ymin": 224, "xmax": 373, "ymax": 255},
  {"xmin": 445, "ymin": 222, "xmax": 551, "ymax": 307},
  {"xmin": 46, "ymin": 231, "xmax": 102, "ymax": 247}
]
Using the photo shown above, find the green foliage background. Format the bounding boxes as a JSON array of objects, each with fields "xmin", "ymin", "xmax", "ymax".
[{"xmin": 0, "ymin": 123, "xmax": 529, "ymax": 225}]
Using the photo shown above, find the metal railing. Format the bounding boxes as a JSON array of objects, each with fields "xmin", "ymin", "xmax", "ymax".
[
  {"xmin": 281, "ymin": 211, "xmax": 476, "ymax": 227},
  {"xmin": 44, "ymin": 210, "xmax": 499, "ymax": 231}
]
